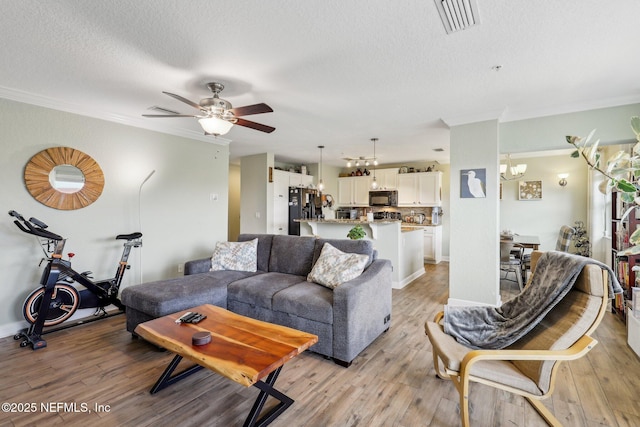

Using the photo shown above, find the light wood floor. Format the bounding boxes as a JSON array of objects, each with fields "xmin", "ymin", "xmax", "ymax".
[{"xmin": 2, "ymin": 263, "xmax": 640, "ymax": 427}]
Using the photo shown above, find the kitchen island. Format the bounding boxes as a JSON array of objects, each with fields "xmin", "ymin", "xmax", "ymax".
[{"xmin": 297, "ymin": 219, "xmax": 425, "ymax": 289}]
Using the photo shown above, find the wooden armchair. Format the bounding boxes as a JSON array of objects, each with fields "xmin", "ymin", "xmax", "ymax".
[{"xmin": 425, "ymin": 251, "xmax": 609, "ymax": 426}]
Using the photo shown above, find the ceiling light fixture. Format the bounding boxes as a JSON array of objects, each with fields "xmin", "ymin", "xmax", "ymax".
[
  {"xmin": 370, "ymin": 138, "xmax": 379, "ymax": 190},
  {"xmin": 343, "ymin": 155, "xmax": 377, "ymax": 168},
  {"xmin": 500, "ymin": 154, "xmax": 527, "ymax": 181},
  {"xmin": 434, "ymin": 0, "xmax": 481, "ymax": 34},
  {"xmin": 317, "ymin": 145, "xmax": 325, "ymax": 192},
  {"xmin": 198, "ymin": 116, "xmax": 233, "ymax": 136}
]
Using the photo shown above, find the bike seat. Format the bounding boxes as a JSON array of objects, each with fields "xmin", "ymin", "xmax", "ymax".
[{"xmin": 116, "ymin": 232, "xmax": 142, "ymax": 240}]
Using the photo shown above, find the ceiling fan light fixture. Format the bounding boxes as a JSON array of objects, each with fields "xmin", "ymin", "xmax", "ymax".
[{"xmin": 198, "ymin": 116, "xmax": 233, "ymax": 136}]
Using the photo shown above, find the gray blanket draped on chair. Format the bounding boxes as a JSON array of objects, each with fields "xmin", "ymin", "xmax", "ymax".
[{"xmin": 443, "ymin": 251, "xmax": 622, "ymax": 349}]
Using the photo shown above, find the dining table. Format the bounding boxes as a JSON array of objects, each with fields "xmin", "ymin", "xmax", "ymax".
[{"xmin": 500, "ymin": 235, "xmax": 541, "ymax": 250}]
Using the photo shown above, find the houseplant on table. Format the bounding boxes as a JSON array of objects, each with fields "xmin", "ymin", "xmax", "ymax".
[
  {"xmin": 347, "ymin": 225, "xmax": 366, "ymax": 240},
  {"xmin": 567, "ymin": 116, "xmax": 640, "ymax": 254}
]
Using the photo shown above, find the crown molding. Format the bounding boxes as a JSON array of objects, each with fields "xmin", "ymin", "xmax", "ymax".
[
  {"xmin": 440, "ymin": 107, "xmax": 508, "ymax": 127},
  {"xmin": 441, "ymin": 94, "xmax": 640, "ymax": 128},
  {"xmin": 0, "ymin": 85, "xmax": 231, "ymax": 146}
]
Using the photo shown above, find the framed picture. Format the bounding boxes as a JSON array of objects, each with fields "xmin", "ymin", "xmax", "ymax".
[
  {"xmin": 519, "ymin": 180, "xmax": 542, "ymax": 200},
  {"xmin": 460, "ymin": 168, "xmax": 486, "ymax": 198}
]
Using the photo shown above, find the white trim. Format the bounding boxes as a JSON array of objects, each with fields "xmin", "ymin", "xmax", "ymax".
[
  {"xmin": 0, "ymin": 85, "xmax": 231, "ymax": 147},
  {"xmin": 392, "ymin": 267, "xmax": 426, "ymax": 289}
]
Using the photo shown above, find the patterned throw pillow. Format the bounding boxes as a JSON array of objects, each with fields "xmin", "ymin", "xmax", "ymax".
[
  {"xmin": 210, "ymin": 238, "xmax": 258, "ymax": 272},
  {"xmin": 307, "ymin": 242, "xmax": 369, "ymax": 289}
]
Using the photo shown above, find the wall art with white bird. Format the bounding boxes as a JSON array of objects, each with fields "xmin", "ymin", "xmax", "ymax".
[{"xmin": 461, "ymin": 169, "xmax": 486, "ymax": 198}]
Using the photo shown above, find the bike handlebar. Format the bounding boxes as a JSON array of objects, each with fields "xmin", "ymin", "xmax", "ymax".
[{"xmin": 8, "ymin": 210, "xmax": 63, "ymax": 241}]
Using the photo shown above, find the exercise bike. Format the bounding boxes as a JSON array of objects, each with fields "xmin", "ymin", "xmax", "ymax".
[{"xmin": 9, "ymin": 210, "xmax": 142, "ymax": 349}]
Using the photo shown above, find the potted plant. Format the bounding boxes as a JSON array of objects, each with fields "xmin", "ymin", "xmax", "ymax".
[{"xmin": 347, "ymin": 225, "xmax": 366, "ymax": 240}]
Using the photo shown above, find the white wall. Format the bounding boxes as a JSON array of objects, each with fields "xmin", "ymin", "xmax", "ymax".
[
  {"xmin": 240, "ymin": 153, "xmax": 273, "ymax": 234},
  {"xmin": 0, "ymin": 98, "xmax": 229, "ymax": 336},
  {"xmin": 228, "ymin": 164, "xmax": 241, "ymax": 241}
]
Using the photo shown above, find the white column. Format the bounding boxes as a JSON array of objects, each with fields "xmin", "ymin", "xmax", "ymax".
[{"xmin": 448, "ymin": 120, "xmax": 501, "ymax": 306}]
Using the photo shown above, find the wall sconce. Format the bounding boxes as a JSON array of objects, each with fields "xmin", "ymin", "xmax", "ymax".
[{"xmin": 558, "ymin": 173, "xmax": 569, "ymax": 187}]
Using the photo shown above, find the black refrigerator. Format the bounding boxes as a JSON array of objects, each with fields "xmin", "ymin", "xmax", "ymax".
[{"xmin": 288, "ymin": 187, "xmax": 321, "ymax": 235}]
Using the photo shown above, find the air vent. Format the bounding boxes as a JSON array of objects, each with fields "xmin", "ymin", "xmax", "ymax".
[{"xmin": 434, "ymin": 0, "xmax": 480, "ymax": 34}]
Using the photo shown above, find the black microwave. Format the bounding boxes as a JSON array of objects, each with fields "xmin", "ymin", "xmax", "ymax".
[{"xmin": 369, "ymin": 190, "xmax": 398, "ymax": 207}]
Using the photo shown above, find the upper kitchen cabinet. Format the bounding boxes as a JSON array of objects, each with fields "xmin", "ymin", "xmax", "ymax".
[
  {"xmin": 338, "ymin": 175, "xmax": 371, "ymax": 206},
  {"xmin": 397, "ymin": 171, "xmax": 442, "ymax": 206},
  {"xmin": 372, "ymin": 168, "xmax": 398, "ymax": 190},
  {"xmin": 273, "ymin": 169, "xmax": 314, "ymax": 191},
  {"xmin": 289, "ymin": 172, "xmax": 314, "ymax": 188}
]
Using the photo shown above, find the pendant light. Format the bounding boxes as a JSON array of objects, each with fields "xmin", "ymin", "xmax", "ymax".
[
  {"xmin": 317, "ymin": 145, "xmax": 325, "ymax": 192},
  {"xmin": 500, "ymin": 154, "xmax": 527, "ymax": 181},
  {"xmin": 370, "ymin": 138, "xmax": 379, "ymax": 190}
]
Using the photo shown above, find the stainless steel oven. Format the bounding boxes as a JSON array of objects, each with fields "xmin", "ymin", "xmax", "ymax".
[{"xmin": 369, "ymin": 190, "xmax": 398, "ymax": 207}]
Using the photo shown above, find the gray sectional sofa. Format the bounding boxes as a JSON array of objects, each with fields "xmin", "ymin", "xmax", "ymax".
[{"xmin": 121, "ymin": 234, "xmax": 393, "ymax": 366}]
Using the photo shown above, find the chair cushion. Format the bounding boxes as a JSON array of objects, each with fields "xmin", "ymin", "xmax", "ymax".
[
  {"xmin": 425, "ymin": 320, "xmax": 542, "ymax": 395},
  {"xmin": 509, "ymin": 289, "xmax": 601, "ymax": 393}
]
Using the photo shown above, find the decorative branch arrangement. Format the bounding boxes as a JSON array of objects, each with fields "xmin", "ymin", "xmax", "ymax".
[{"xmin": 567, "ymin": 116, "xmax": 640, "ymax": 254}]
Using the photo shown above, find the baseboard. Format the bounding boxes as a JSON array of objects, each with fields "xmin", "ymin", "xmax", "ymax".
[
  {"xmin": 0, "ymin": 307, "xmax": 117, "ymax": 339},
  {"xmin": 393, "ymin": 268, "xmax": 426, "ymax": 289},
  {"xmin": 0, "ymin": 320, "xmax": 29, "ymax": 339}
]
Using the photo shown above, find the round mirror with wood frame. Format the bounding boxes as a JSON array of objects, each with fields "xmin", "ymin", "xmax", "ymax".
[{"xmin": 24, "ymin": 147, "xmax": 104, "ymax": 210}]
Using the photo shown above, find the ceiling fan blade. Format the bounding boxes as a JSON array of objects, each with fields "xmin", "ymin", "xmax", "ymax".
[
  {"xmin": 235, "ymin": 118, "xmax": 276, "ymax": 133},
  {"xmin": 162, "ymin": 91, "xmax": 204, "ymax": 112},
  {"xmin": 142, "ymin": 114, "xmax": 199, "ymax": 118},
  {"xmin": 229, "ymin": 103, "xmax": 273, "ymax": 117}
]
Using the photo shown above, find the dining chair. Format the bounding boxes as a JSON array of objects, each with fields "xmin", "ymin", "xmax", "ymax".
[
  {"xmin": 555, "ymin": 225, "xmax": 576, "ymax": 251},
  {"xmin": 522, "ymin": 225, "xmax": 576, "ymax": 281},
  {"xmin": 425, "ymin": 251, "xmax": 610, "ymax": 427},
  {"xmin": 500, "ymin": 241, "xmax": 524, "ymax": 291}
]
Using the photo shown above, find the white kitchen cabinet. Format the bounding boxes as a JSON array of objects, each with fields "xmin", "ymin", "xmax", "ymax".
[
  {"xmin": 372, "ymin": 168, "xmax": 398, "ymax": 190},
  {"xmin": 338, "ymin": 176, "xmax": 371, "ymax": 206},
  {"xmin": 288, "ymin": 172, "xmax": 313, "ymax": 188},
  {"xmin": 397, "ymin": 172, "xmax": 442, "ymax": 206},
  {"xmin": 423, "ymin": 226, "xmax": 442, "ymax": 264}
]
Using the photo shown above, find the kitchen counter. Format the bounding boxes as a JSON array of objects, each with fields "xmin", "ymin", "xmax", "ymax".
[
  {"xmin": 296, "ymin": 219, "xmax": 425, "ymax": 289},
  {"xmin": 296, "ymin": 219, "xmax": 400, "ymax": 225}
]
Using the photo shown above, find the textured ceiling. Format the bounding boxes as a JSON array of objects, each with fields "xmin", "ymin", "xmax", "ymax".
[{"xmin": 2, "ymin": 1, "xmax": 639, "ymax": 166}]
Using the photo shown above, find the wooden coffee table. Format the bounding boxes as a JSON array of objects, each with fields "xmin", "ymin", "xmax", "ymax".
[{"xmin": 134, "ymin": 304, "xmax": 318, "ymax": 427}]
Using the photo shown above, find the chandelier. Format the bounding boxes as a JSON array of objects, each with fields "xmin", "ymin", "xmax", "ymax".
[{"xmin": 500, "ymin": 154, "xmax": 527, "ymax": 181}]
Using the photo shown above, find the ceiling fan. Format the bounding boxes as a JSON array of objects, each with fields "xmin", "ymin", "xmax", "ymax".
[{"xmin": 143, "ymin": 82, "xmax": 275, "ymax": 136}]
